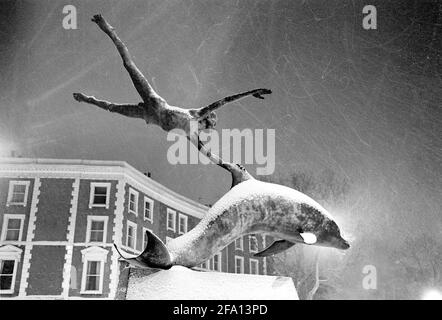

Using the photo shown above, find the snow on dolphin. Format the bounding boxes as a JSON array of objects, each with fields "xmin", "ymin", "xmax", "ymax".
[{"xmin": 115, "ymin": 178, "xmax": 350, "ymax": 269}]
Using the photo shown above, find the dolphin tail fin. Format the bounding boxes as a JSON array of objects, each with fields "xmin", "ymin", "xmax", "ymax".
[
  {"xmin": 254, "ymin": 240, "xmax": 295, "ymax": 257},
  {"xmin": 113, "ymin": 244, "xmax": 145, "ymax": 268},
  {"xmin": 113, "ymin": 231, "xmax": 172, "ymax": 269}
]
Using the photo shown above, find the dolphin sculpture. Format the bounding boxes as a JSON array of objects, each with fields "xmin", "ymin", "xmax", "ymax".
[{"xmin": 115, "ymin": 176, "xmax": 350, "ymax": 269}]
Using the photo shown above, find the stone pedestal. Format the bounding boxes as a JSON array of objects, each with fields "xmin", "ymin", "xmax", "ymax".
[{"xmin": 117, "ymin": 265, "xmax": 298, "ymax": 300}]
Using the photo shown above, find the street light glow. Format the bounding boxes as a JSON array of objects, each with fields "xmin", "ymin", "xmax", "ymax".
[{"xmin": 421, "ymin": 289, "xmax": 442, "ymax": 300}]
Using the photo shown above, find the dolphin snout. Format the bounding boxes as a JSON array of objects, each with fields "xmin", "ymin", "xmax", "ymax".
[
  {"xmin": 329, "ymin": 235, "xmax": 350, "ymax": 250},
  {"xmin": 337, "ymin": 238, "xmax": 350, "ymax": 250}
]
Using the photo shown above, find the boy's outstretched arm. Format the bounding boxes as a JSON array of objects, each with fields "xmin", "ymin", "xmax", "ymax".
[{"xmin": 195, "ymin": 88, "xmax": 272, "ymax": 119}]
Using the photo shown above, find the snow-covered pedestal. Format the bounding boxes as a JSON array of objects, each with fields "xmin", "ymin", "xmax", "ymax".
[{"xmin": 119, "ymin": 265, "xmax": 298, "ymax": 300}]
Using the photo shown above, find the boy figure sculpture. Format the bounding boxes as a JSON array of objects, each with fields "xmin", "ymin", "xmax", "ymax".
[
  {"xmin": 74, "ymin": 15, "xmax": 271, "ymax": 136},
  {"xmin": 73, "ymin": 15, "xmax": 271, "ymax": 186}
]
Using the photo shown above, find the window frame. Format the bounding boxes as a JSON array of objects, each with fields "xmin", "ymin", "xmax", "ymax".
[
  {"xmin": 178, "ymin": 213, "xmax": 188, "ymax": 235},
  {"xmin": 128, "ymin": 188, "xmax": 139, "ymax": 216},
  {"xmin": 126, "ymin": 220, "xmax": 137, "ymax": 250},
  {"xmin": 166, "ymin": 208, "xmax": 176, "ymax": 232},
  {"xmin": 0, "ymin": 245, "xmax": 22, "ymax": 294},
  {"xmin": 234, "ymin": 256, "xmax": 244, "ymax": 274},
  {"xmin": 1, "ymin": 214, "xmax": 25, "ymax": 242},
  {"xmin": 208, "ymin": 252, "xmax": 222, "ymax": 272},
  {"xmin": 89, "ymin": 182, "xmax": 111, "ymax": 209},
  {"xmin": 80, "ymin": 246, "xmax": 108, "ymax": 295},
  {"xmin": 143, "ymin": 196, "xmax": 154, "ymax": 223},
  {"xmin": 235, "ymin": 237, "xmax": 244, "ymax": 251},
  {"xmin": 6, "ymin": 180, "xmax": 30, "ymax": 207},
  {"xmin": 85, "ymin": 216, "xmax": 109, "ymax": 244},
  {"xmin": 249, "ymin": 235, "xmax": 259, "ymax": 253},
  {"xmin": 249, "ymin": 258, "xmax": 259, "ymax": 275}
]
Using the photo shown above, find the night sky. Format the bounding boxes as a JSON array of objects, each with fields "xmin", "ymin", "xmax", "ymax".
[{"xmin": 0, "ymin": 0, "xmax": 441, "ymax": 298}]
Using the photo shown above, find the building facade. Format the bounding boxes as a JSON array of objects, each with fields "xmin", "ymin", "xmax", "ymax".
[{"xmin": 0, "ymin": 158, "xmax": 271, "ymax": 299}]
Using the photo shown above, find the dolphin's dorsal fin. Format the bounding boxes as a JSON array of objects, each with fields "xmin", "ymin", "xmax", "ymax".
[
  {"xmin": 254, "ymin": 240, "xmax": 295, "ymax": 257},
  {"xmin": 138, "ymin": 230, "xmax": 172, "ymax": 269}
]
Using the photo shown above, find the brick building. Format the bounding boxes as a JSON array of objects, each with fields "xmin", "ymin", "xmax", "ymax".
[{"xmin": 0, "ymin": 157, "xmax": 271, "ymax": 299}]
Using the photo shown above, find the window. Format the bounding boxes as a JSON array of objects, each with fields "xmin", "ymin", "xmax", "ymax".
[
  {"xmin": 7, "ymin": 181, "xmax": 30, "ymax": 206},
  {"xmin": 143, "ymin": 197, "xmax": 154, "ymax": 222},
  {"xmin": 200, "ymin": 262, "xmax": 207, "ymax": 270},
  {"xmin": 1, "ymin": 214, "xmax": 25, "ymax": 241},
  {"xmin": 84, "ymin": 261, "xmax": 101, "ymax": 292},
  {"xmin": 89, "ymin": 182, "xmax": 111, "ymax": 208},
  {"xmin": 235, "ymin": 237, "xmax": 244, "ymax": 250},
  {"xmin": 126, "ymin": 221, "xmax": 137, "ymax": 250},
  {"xmin": 166, "ymin": 209, "xmax": 176, "ymax": 232},
  {"xmin": 0, "ymin": 260, "xmax": 16, "ymax": 293},
  {"xmin": 178, "ymin": 214, "xmax": 188, "ymax": 235},
  {"xmin": 80, "ymin": 246, "xmax": 108, "ymax": 294},
  {"xmin": 249, "ymin": 259, "xmax": 259, "ymax": 275},
  {"xmin": 249, "ymin": 235, "xmax": 258, "ymax": 253},
  {"xmin": 86, "ymin": 216, "xmax": 108, "ymax": 243},
  {"xmin": 0, "ymin": 245, "xmax": 22, "ymax": 294},
  {"xmin": 208, "ymin": 253, "xmax": 222, "ymax": 272},
  {"xmin": 234, "ymin": 256, "xmax": 244, "ymax": 274},
  {"xmin": 129, "ymin": 188, "xmax": 139, "ymax": 215}
]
